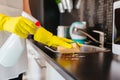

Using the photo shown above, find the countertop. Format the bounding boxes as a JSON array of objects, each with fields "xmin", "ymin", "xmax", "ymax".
[{"xmin": 28, "ymin": 39, "xmax": 120, "ymax": 80}]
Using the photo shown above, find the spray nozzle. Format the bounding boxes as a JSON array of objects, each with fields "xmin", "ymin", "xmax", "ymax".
[{"xmin": 21, "ymin": 11, "xmax": 41, "ymax": 27}]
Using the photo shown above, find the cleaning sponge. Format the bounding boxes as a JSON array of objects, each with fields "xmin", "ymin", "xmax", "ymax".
[{"xmin": 57, "ymin": 43, "xmax": 80, "ymax": 54}]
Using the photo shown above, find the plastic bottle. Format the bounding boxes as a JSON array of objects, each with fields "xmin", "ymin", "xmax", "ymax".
[
  {"xmin": 66, "ymin": 0, "xmax": 73, "ymax": 13},
  {"xmin": 0, "ymin": 11, "xmax": 40, "ymax": 67},
  {"xmin": 55, "ymin": 0, "xmax": 65, "ymax": 13},
  {"xmin": 0, "ymin": 34, "xmax": 25, "ymax": 67}
]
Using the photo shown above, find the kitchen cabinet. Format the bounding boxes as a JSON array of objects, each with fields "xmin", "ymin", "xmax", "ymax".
[
  {"xmin": 25, "ymin": 40, "xmax": 46, "ymax": 80},
  {"xmin": 45, "ymin": 61, "xmax": 66, "ymax": 80},
  {"xmin": 26, "ymin": 40, "xmax": 66, "ymax": 80}
]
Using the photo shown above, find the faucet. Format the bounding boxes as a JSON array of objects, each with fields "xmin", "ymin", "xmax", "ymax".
[
  {"xmin": 72, "ymin": 27, "xmax": 105, "ymax": 48},
  {"xmin": 93, "ymin": 30, "xmax": 104, "ymax": 48}
]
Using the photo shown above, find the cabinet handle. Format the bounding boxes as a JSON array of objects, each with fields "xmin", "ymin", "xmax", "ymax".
[{"xmin": 34, "ymin": 58, "xmax": 46, "ymax": 69}]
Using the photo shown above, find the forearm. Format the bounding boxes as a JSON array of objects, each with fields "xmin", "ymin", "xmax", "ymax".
[{"xmin": 23, "ymin": 0, "xmax": 31, "ymax": 15}]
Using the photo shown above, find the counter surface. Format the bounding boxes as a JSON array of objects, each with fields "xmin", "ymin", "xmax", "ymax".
[{"xmin": 28, "ymin": 40, "xmax": 120, "ymax": 80}]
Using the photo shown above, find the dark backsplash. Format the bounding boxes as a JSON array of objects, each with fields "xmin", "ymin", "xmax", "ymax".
[
  {"xmin": 29, "ymin": 0, "xmax": 117, "ymax": 43},
  {"xmin": 60, "ymin": 0, "xmax": 114, "ymax": 43}
]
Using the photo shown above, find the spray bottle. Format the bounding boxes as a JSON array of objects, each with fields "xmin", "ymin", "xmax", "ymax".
[
  {"xmin": 0, "ymin": 11, "xmax": 40, "ymax": 67},
  {"xmin": 0, "ymin": 30, "xmax": 25, "ymax": 67}
]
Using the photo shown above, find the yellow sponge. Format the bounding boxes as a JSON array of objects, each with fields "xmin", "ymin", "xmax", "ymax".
[{"xmin": 57, "ymin": 43, "xmax": 80, "ymax": 54}]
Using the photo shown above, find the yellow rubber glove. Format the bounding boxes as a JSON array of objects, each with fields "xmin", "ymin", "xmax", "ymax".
[
  {"xmin": 34, "ymin": 27, "xmax": 73, "ymax": 48},
  {"xmin": 0, "ymin": 14, "xmax": 37, "ymax": 38},
  {"xmin": 0, "ymin": 14, "xmax": 6, "ymax": 30}
]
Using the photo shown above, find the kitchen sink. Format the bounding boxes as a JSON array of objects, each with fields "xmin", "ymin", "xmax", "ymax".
[{"xmin": 45, "ymin": 44, "xmax": 111, "ymax": 54}]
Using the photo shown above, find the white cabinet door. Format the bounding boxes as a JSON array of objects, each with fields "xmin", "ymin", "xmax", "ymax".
[
  {"xmin": 46, "ymin": 62, "xmax": 66, "ymax": 80},
  {"xmin": 24, "ymin": 40, "xmax": 46, "ymax": 80},
  {"xmin": 26, "ymin": 40, "xmax": 66, "ymax": 80}
]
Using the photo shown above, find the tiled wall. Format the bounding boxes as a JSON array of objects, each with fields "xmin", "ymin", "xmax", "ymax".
[{"xmin": 61, "ymin": 0, "xmax": 114, "ymax": 43}]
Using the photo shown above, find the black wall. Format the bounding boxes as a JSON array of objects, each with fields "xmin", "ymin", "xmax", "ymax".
[{"xmin": 29, "ymin": 0, "xmax": 59, "ymax": 35}]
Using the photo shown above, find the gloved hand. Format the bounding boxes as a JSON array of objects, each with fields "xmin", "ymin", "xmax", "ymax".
[
  {"xmin": 0, "ymin": 14, "xmax": 37, "ymax": 38},
  {"xmin": 34, "ymin": 27, "xmax": 73, "ymax": 48}
]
